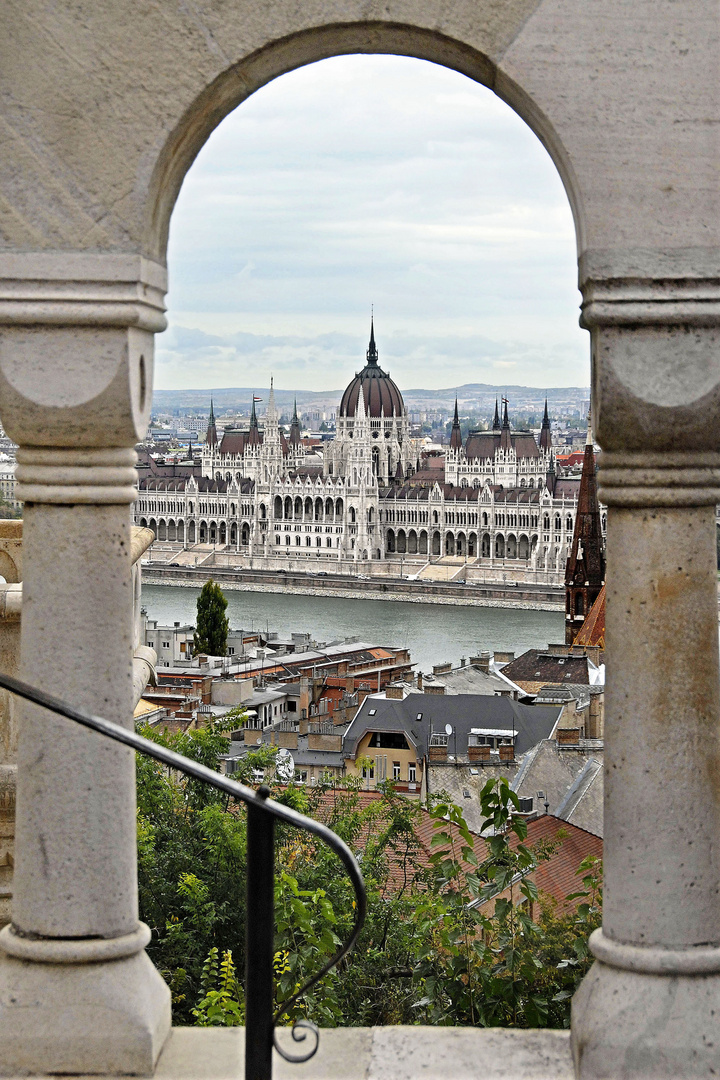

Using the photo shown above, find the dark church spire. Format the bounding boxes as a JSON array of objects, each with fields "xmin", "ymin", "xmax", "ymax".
[
  {"xmin": 500, "ymin": 397, "xmax": 512, "ymax": 451},
  {"xmin": 540, "ymin": 398, "xmax": 552, "ymax": 452},
  {"xmin": 249, "ymin": 395, "xmax": 258, "ymax": 431},
  {"xmin": 493, "ymin": 398, "xmax": 500, "ymax": 430},
  {"xmin": 565, "ymin": 417, "xmax": 605, "ymax": 645},
  {"xmin": 450, "ymin": 397, "xmax": 462, "ymax": 451},
  {"xmin": 366, "ymin": 313, "xmax": 378, "ymax": 366},
  {"xmin": 205, "ymin": 398, "xmax": 218, "ymax": 448},
  {"xmin": 289, "ymin": 397, "xmax": 301, "ymax": 446}
]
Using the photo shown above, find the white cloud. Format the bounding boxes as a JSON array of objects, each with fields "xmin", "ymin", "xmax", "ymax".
[{"xmin": 159, "ymin": 55, "xmax": 588, "ymax": 394}]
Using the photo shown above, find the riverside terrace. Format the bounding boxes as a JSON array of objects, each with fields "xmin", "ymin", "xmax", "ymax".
[{"xmin": 2, "ymin": 3, "xmax": 720, "ymax": 1079}]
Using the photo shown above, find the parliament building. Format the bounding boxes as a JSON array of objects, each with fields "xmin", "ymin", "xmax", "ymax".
[{"xmin": 136, "ymin": 323, "xmax": 600, "ymax": 583}]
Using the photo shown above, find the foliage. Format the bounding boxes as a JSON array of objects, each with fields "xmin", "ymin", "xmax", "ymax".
[
  {"xmin": 136, "ymin": 728, "xmax": 602, "ymax": 1030},
  {"xmin": 410, "ymin": 778, "xmax": 602, "ymax": 1028},
  {"xmin": 193, "ymin": 579, "xmax": 229, "ymax": 656}
]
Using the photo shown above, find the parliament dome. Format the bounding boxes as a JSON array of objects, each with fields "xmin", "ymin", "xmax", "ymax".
[{"xmin": 339, "ymin": 320, "xmax": 405, "ymax": 419}]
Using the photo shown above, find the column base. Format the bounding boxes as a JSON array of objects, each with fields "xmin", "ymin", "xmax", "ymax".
[
  {"xmin": 572, "ymin": 957, "xmax": 720, "ymax": 1079},
  {"xmin": 0, "ymin": 948, "xmax": 171, "ymax": 1075}
]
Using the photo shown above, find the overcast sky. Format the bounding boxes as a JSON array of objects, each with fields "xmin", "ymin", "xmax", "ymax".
[{"xmin": 158, "ymin": 55, "xmax": 589, "ymax": 395}]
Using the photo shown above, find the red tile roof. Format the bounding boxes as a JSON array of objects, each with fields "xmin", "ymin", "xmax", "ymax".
[{"xmin": 311, "ymin": 789, "xmax": 601, "ymax": 908}]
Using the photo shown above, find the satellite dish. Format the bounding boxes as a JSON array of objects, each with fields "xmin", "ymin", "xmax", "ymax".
[
  {"xmin": 276, "ymin": 748, "xmax": 295, "ymax": 782},
  {"xmin": 445, "ymin": 724, "xmax": 453, "ymax": 736}
]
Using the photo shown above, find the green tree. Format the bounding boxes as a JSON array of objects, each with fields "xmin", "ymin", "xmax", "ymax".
[{"xmin": 194, "ymin": 580, "xmax": 229, "ymax": 656}]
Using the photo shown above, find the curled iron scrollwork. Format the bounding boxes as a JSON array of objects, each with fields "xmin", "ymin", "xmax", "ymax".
[{"xmin": 272, "ymin": 1019, "xmax": 320, "ymax": 1063}]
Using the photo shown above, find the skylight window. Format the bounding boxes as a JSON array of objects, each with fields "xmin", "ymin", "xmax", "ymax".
[{"xmin": 368, "ymin": 708, "xmax": 377, "ymax": 716}]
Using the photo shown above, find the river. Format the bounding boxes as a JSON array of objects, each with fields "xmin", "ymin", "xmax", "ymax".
[{"xmin": 142, "ymin": 584, "xmax": 564, "ymax": 672}]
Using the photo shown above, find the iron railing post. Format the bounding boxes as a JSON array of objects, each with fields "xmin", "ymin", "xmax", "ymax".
[{"xmin": 245, "ymin": 790, "xmax": 275, "ymax": 1080}]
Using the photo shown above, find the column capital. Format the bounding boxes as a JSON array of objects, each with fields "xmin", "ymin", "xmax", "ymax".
[
  {"xmin": 598, "ymin": 451, "xmax": 720, "ymax": 507},
  {"xmin": 0, "ymin": 253, "xmax": 167, "ymax": 333}
]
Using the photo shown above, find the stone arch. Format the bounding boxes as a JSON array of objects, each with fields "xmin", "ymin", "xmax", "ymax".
[
  {"xmin": 518, "ymin": 533, "xmax": 530, "ymax": 559},
  {"xmin": 241, "ymin": 522, "xmax": 250, "ymax": 545},
  {"xmin": 432, "ymin": 530, "xmax": 441, "ymax": 556},
  {"xmin": 144, "ymin": 23, "xmax": 584, "ymax": 264},
  {"xmin": 419, "ymin": 529, "xmax": 428, "ymax": 555},
  {"xmin": 274, "ymin": 495, "xmax": 282, "ymax": 520},
  {"xmin": 199, "ymin": 520, "xmax": 207, "ymax": 543},
  {"xmin": 397, "ymin": 529, "xmax": 407, "ymax": 554},
  {"xmin": 314, "ymin": 497, "xmax": 323, "ymax": 521},
  {"xmin": 305, "ymin": 496, "xmax": 313, "ymax": 520},
  {"xmin": 284, "ymin": 495, "xmax": 292, "ymax": 519},
  {"xmin": 335, "ymin": 497, "xmax": 343, "ymax": 517},
  {"xmin": 481, "ymin": 532, "xmax": 491, "ymax": 558},
  {"xmin": 219, "ymin": 522, "xmax": 227, "ymax": 544},
  {"xmin": 468, "ymin": 531, "xmax": 477, "ymax": 557},
  {"xmin": 445, "ymin": 532, "xmax": 455, "ymax": 556},
  {"xmin": 177, "ymin": 520, "xmax": 185, "ymax": 543},
  {"xmin": 325, "ymin": 497, "xmax": 334, "ymax": 520},
  {"xmin": 294, "ymin": 496, "xmax": 303, "ymax": 517},
  {"xmin": 456, "ymin": 530, "xmax": 466, "ymax": 556},
  {"xmin": 506, "ymin": 533, "xmax": 517, "ymax": 559},
  {"xmin": 408, "ymin": 529, "xmax": 418, "ymax": 554},
  {"xmin": 495, "ymin": 533, "xmax": 505, "ymax": 559},
  {"xmin": 187, "ymin": 520, "xmax": 196, "ymax": 543},
  {"xmin": 386, "ymin": 528, "xmax": 396, "ymax": 553}
]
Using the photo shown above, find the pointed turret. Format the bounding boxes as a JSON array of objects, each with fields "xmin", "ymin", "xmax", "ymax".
[
  {"xmin": 450, "ymin": 397, "xmax": 462, "ymax": 451},
  {"xmin": 289, "ymin": 398, "xmax": 301, "ymax": 446},
  {"xmin": 493, "ymin": 398, "xmax": 501, "ymax": 430},
  {"xmin": 500, "ymin": 397, "xmax": 512, "ymax": 452},
  {"xmin": 540, "ymin": 398, "xmax": 552, "ymax": 452},
  {"xmin": 205, "ymin": 398, "xmax": 218, "ymax": 449},
  {"xmin": 366, "ymin": 315, "xmax": 379, "ymax": 367},
  {"xmin": 249, "ymin": 396, "xmax": 258, "ymax": 431},
  {"xmin": 267, "ymin": 377, "xmax": 277, "ymax": 425},
  {"xmin": 565, "ymin": 421, "xmax": 605, "ymax": 645}
]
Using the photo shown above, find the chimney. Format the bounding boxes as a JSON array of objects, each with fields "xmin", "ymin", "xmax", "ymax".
[
  {"xmin": 417, "ymin": 672, "xmax": 423, "ymax": 691},
  {"xmin": 493, "ymin": 651, "xmax": 515, "ymax": 665},
  {"xmin": 433, "ymin": 662, "xmax": 452, "ymax": 676},
  {"xmin": 460, "ymin": 657, "xmax": 466, "ymax": 668},
  {"xmin": 385, "ymin": 684, "xmax": 404, "ymax": 699},
  {"xmin": 499, "ymin": 744, "xmax": 515, "ymax": 762}
]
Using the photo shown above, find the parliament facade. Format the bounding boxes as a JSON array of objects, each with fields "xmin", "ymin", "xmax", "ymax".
[{"xmin": 136, "ymin": 324, "xmax": 599, "ymax": 582}]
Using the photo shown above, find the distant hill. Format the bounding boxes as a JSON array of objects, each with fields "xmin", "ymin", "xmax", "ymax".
[{"xmin": 153, "ymin": 383, "xmax": 589, "ymax": 416}]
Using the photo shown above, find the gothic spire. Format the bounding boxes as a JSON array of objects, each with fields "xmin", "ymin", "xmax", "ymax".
[
  {"xmin": 450, "ymin": 397, "xmax": 462, "ymax": 451},
  {"xmin": 540, "ymin": 397, "xmax": 552, "ymax": 453},
  {"xmin": 249, "ymin": 395, "xmax": 258, "ymax": 430},
  {"xmin": 493, "ymin": 398, "xmax": 500, "ymax": 430},
  {"xmin": 500, "ymin": 397, "xmax": 512, "ymax": 451},
  {"xmin": 289, "ymin": 397, "xmax": 301, "ymax": 446},
  {"xmin": 565, "ymin": 435, "xmax": 605, "ymax": 644},
  {"xmin": 366, "ymin": 313, "xmax": 378, "ymax": 366},
  {"xmin": 205, "ymin": 398, "xmax": 218, "ymax": 448}
]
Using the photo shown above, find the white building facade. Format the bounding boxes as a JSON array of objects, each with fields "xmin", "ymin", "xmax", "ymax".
[{"xmin": 136, "ymin": 325, "xmax": 599, "ymax": 578}]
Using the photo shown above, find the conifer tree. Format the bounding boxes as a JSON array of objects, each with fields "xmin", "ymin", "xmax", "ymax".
[{"xmin": 193, "ymin": 580, "xmax": 229, "ymax": 656}]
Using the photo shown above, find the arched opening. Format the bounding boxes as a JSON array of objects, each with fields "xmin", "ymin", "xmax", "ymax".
[
  {"xmin": 495, "ymin": 534, "xmax": 505, "ymax": 559},
  {"xmin": 445, "ymin": 532, "xmax": 455, "ymax": 556},
  {"xmin": 274, "ymin": 496, "xmax": 282, "ymax": 520},
  {"xmin": 408, "ymin": 529, "xmax": 418, "ymax": 554},
  {"xmin": 396, "ymin": 529, "xmax": 407, "ymax": 554},
  {"xmin": 419, "ymin": 530, "xmax": 428, "ymax": 555},
  {"xmin": 481, "ymin": 532, "xmax": 491, "ymax": 558},
  {"xmin": 241, "ymin": 522, "xmax": 250, "ymax": 545},
  {"xmin": 386, "ymin": 528, "xmax": 395, "ymax": 553},
  {"xmin": 188, "ymin": 521, "xmax": 196, "ymax": 544},
  {"xmin": 432, "ymin": 530, "xmax": 441, "ymax": 556}
]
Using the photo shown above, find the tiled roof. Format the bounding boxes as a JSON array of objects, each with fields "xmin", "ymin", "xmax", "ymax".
[
  {"xmin": 573, "ymin": 585, "xmax": 606, "ymax": 650},
  {"xmin": 501, "ymin": 650, "xmax": 590, "ymax": 687},
  {"xmin": 312, "ymin": 790, "xmax": 601, "ymax": 906}
]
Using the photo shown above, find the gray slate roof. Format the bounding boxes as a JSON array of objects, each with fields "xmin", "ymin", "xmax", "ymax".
[{"xmin": 344, "ymin": 694, "xmax": 561, "ymax": 760}]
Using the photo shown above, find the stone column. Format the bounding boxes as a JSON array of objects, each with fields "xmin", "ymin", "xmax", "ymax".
[
  {"xmin": 572, "ymin": 275, "xmax": 720, "ymax": 1077},
  {"xmin": 0, "ymin": 254, "xmax": 171, "ymax": 1074}
]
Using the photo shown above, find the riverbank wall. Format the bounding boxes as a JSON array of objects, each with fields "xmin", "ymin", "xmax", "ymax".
[{"xmin": 142, "ymin": 563, "xmax": 565, "ymax": 611}]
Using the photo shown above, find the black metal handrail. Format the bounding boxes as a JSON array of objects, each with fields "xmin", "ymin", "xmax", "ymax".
[{"xmin": 0, "ymin": 671, "xmax": 367, "ymax": 1080}]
